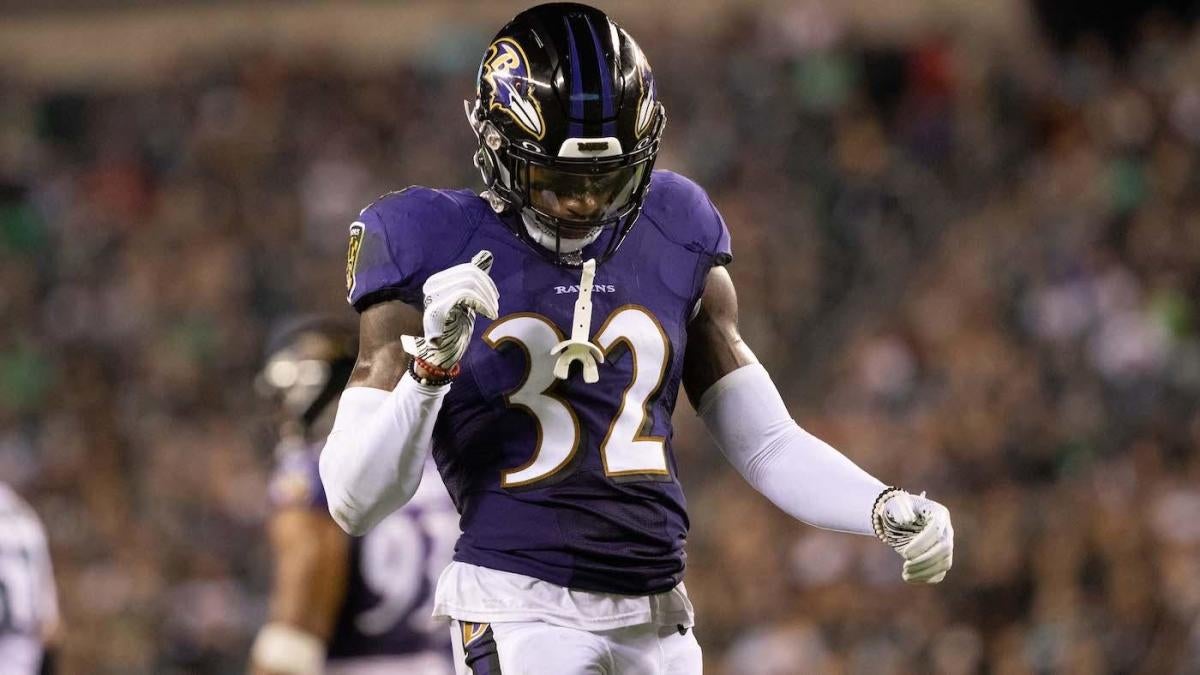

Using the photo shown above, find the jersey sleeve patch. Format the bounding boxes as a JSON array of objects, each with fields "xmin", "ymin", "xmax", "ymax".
[
  {"xmin": 346, "ymin": 222, "xmax": 365, "ymax": 297},
  {"xmin": 346, "ymin": 188, "xmax": 479, "ymax": 313},
  {"xmin": 644, "ymin": 171, "xmax": 732, "ymax": 267},
  {"xmin": 345, "ymin": 202, "xmax": 416, "ymax": 311}
]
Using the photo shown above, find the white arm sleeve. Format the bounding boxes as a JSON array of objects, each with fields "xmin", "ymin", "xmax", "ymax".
[
  {"xmin": 697, "ymin": 363, "xmax": 885, "ymax": 536},
  {"xmin": 318, "ymin": 374, "xmax": 448, "ymax": 536}
]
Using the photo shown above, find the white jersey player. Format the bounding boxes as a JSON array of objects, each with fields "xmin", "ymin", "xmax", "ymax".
[{"xmin": 0, "ymin": 483, "xmax": 59, "ymax": 675}]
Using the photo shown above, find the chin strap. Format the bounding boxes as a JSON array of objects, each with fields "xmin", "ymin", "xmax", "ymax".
[
  {"xmin": 551, "ymin": 258, "xmax": 604, "ymax": 383},
  {"xmin": 520, "ymin": 210, "xmax": 602, "ymax": 253}
]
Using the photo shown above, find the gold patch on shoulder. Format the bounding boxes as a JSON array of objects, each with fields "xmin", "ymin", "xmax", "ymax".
[{"xmin": 346, "ymin": 223, "xmax": 364, "ymax": 296}]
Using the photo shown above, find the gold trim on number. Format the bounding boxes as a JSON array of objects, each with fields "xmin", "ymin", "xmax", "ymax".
[
  {"xmin": 483, "ymin": 313, "xmax": 582, "ymax": 488},
  {"xmin": 593, "ymin": 305, "xmax": 671, "ymax": 478}
]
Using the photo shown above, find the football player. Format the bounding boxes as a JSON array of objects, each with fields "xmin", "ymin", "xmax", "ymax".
[
  {"xmin": 251, "ymin": 317, "xmax": 458, "ymax": 675},
  {"xmin": 0, "ymin": 482, "xmax": 60, "ymax": 675},
  {"xmin": 319, "ymin": 3, "xmax": 955, "ymax": 673}
]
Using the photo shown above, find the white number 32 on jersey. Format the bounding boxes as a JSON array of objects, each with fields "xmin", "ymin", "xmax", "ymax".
[{"xmin": 483, "ymin": 305, "xmax": 670, "ymax": 487}]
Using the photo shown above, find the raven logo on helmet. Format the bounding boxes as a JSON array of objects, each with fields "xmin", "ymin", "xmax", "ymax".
[
  {"xmin": 634, "ymin": 48, "xmax": 657, "ymax": 139},
  {"xmin": 482, "ymin": 37, "xmax": 546, "ymax": 140}
]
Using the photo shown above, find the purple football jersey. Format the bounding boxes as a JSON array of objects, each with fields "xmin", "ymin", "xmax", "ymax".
[
  {"xmin": 346, "ymin": 171, "xmax": 732, "ymax": 595},
  {"xmin": 269, "ymin": 446, "xmax": 457, "ymax": 663}
]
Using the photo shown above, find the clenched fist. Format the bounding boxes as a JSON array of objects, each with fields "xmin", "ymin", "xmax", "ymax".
[
  {"xmin": 873, "ymin": 489, "xmax": 954, "ymax": 584},
  {"xmin": 401, "ymin": 250, "xmax": 499, "ymax": 371}
]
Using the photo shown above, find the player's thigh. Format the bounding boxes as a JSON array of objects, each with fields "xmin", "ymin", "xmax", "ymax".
[
  {"xmin": 450, "ymin": 620, "xmax": 607, "ymax": 675},
  {"xmin": 605, "ymin": 624, "xmax": 703, "ymax": 675},
  {"xmin": 661, "ymin": 626, "xmax": 702, "ymax": 675}
]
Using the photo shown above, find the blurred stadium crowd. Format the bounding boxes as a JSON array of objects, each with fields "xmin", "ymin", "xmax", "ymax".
[{"xmin": 2, "ymin": 4, "xmax": 1200, "ymax": 674}]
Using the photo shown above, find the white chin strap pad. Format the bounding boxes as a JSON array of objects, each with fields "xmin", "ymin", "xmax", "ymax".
[{"xmin": 521, "ymin": 211, "xmax": 601, "ymax": 253}]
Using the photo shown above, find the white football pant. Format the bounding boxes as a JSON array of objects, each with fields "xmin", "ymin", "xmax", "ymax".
[{"xmin": 451, "ymin": 620, "xmax": 702, "ymax": 675}]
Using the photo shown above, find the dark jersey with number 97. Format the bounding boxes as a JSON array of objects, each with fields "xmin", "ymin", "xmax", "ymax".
[
  {"xmin": 269, "ymin": 447, "xmax": 457, "ymax": 663},
  {"xmin": 346, "ymin": 171, "xmax": 732, "ymax": 595}
]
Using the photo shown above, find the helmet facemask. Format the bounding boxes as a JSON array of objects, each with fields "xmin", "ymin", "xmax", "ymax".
[{"xmin": 466, "ymin": 98, "xmax": 665, "ymax": 267}]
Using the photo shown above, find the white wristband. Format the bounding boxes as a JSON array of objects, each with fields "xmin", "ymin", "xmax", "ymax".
[{"xmin": 251, "ymin": 622, "xmax": 324, "ymax": 675}]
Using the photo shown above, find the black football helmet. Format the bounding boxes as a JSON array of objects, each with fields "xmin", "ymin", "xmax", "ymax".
[
  {"xmin": 466, "ymin": 2, "xmax": 666, "ymax": 266},
  {"xmin": 256, "ymin": 316, "xmax": 358, "ymax": 438}
]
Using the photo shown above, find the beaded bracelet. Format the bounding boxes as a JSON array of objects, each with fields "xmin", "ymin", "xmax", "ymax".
[
  {"xmin": 870, "ymin": 486, "xmax": 903, "ymax": 543},
  {"xmin": 407, "ymin": 357, "xmax": 460, "ymax": 387}
]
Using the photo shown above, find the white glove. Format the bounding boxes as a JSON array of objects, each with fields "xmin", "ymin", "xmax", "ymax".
[
  {"xmin": 873, "ymin": 489, "xmax": 954, "ymax": 584},
  {"xmin": 401, "ymin": 250, "xmax": 499, "ymax": 370}
]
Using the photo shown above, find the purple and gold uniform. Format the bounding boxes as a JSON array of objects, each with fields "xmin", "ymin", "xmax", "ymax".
[
  {"xmin": 269, "ymin": 445, "xmax": 458, "ymax": 668},
  {"xmin": 346, "ymin": 170, "xmax": 731, "ymax": 595}
]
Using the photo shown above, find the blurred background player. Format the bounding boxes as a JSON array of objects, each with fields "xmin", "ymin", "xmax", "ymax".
[
  {"xmin": 0, "ymin": 483, "xmax": 59, "ymax": 675},
  {"xmin": 251, "ymin": 317, "xmax": 457, "ymax": 675}
]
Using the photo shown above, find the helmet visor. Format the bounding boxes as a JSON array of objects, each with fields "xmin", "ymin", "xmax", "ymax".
[{"xmin": 527, "ymin": 162, "xmax": 648, "ymax": 227}]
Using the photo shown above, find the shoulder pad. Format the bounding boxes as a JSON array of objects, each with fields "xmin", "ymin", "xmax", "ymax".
[
  {"xmin": 346, "ymin": 187, "xmax": 482, "ymax": 312},
  {"xmin": 640, "ymin": 171, "xmax": 732, "ymax": 266}
]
